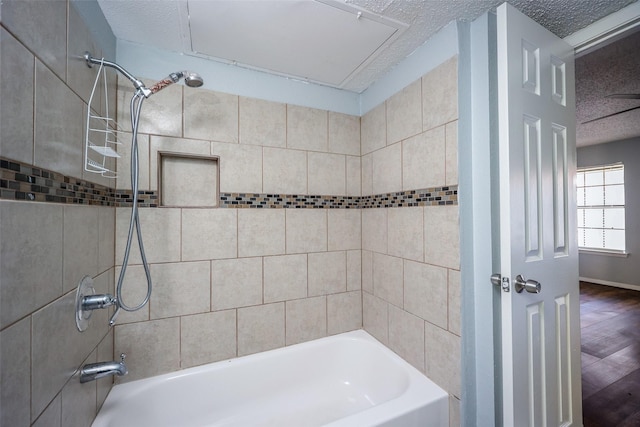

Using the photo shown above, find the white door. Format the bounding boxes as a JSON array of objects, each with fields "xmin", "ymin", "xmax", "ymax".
[{"xmin": 497, "ymin": 3, "xmax": 581, "ymax": 426}]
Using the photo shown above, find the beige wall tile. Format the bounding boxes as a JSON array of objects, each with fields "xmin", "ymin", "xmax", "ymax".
[
  {"xmin": 286, "ymin": 296, "xmax": 327, "ymax": 345},
  {"xmin": 285, "ymin": 209, "xmax": 327, "ymax": 254},
  {"xmin": 96, "ymin": 330, "xmax": 114, "ymax": 411},
  {"xmin": 61, "ymin": 366, "xmax": 97, "ymax": 427},
  {"xmin": 98, "ymin": 206, "xmax": 116, "ymax": 274},
  {"xmin": 450, "ymin": 396, "xmax": 461, "ymax": 427},
  {"xmin": 116, "ymin": 132, "xmax": 150, "ymax": 191},
  {"xmin": 0, "ymin": 28, "xmax": 34, "ymax": 164},
  {"xmin": 0, "ymin": 317, "xmax": 31, "ymax": 427},
  {"xmin": 238, "ymin": 209, "xmax": 285, "ymax": 257},
  {"xmin": 425, "ymin": 322, "xmax": 461, "ymax": 398},
  {"xmin": 161, "ymin": 156, "xmax": 218, "ymax": 207},
  {"xmin": 114, "ymin": 317, "xmax": 180, "ymax": 382},
  {"xmin": 327, "ymin": 291, "xmax": 362, "ymax": 335},
  {"xmin": 31, "ymin": 291, "xmax": 94, "ymax": 418},
  {"xmin": 1, "ymin": 201, "xmax": 63, "ymax": 329},
  {"xmin": 34, "ymin": 60, "xmax": 83, "ymax": 179},
  {"xmin": 184, "ymin": 89, "xmax": 238, "ymax": 143},
  {"xmin": 361, "ymin": 153, "xmax": 373, "ymax": 196},
  {"xmin": 263, "ymin": 254, "xmax": 307, "ymax": 303},
  {"xmin": 63, "ymin": 206, "xmax": 99, "ymax": 293},
  {"xmin": 182, "ymin": 209, "xmax": 237, "ymax": 261},
  {"xmin": 361, "ymin": 250, "xmax": 373, "ymax": 293},
  {"xmin": 263, "ymin": 147, "xmax": 307, "ymax": 194},
  {"xmin": 389, "ymin": 305, "xmax": 425, "ymax": 372},
  {"xmin": 211, "ymin": 140, "xmax": 262, "ymax": 193},
  {"xmin": 448, "ymin": 269, "xmax": 461, "ymax": 336},
  {"xmin": 115, "ymin": 207, "xmax": 181, "ymax": 264},
  {"xmin": 404, "ymin": 260, "xmax": 448, "ymax": 328},
  {"xmin": 346, "ymin": 156, "xmax": 362, "ymax": 197},
  {"xmin": 33, "ymin": 394, "xmax": 61, "ymax": 427},
  {"xmin": 388, "ymin": 207, "xmax": 424, "ymax": 262},
  {"xmin": 150, "ymin": 261, "xmax": 210, "ymax": 319},
  {"xmin": 328, "ymin": 112, "xmax": 360, "ymax": 156},
  {"xmin": 346, "ymin": 250, "xmax": 362, "ymax": 291},
  {"xmin": 181, "ymin": 310, "xmax": 236, "ymax": 368},
  {"xmin": 361, "ymin": 102, "xmax": 385, "ymax": 155},
  {"xmin": 402, "ymin": 126, "xmax": 446, "ymax": 191},
  {"xmin": 1, "ymin": 0, "xmax": 67, "ymax": 78},
  {"xmin": 362, "ymin": 208, "xmax": 387, "ymax": 254},
  {"xmin": 423, "ymin": 56, "xmax": 458, "ymax": 131},
  {"xmin": 149, "ymin": 135, "xmax": 211, "ymax": 191},
  {"xmin": 362, "ymin": 291, "xmax": 388, "ymax": 345},
  {"xmin": 373, "ymin": 253, "xmax": 403, "ymax": 308},
  {"xmin": 372, "ymin": 142, "xmax": 402, "ymax": 194},
  {"xmin": 211, "ymin": 257, "xmax": 262, "ymax": 310},
  {"xmin": 118, "ymin": 81, "xmax": 183, "ymax": 137},
  {"xmin": 386, "ymin": 79, "xmax": 422, "ymax": 145},
  {"xmin": 114, "ymin": 265, "xmax": 150, "ymax": 324},
  {"xmin": 67, "ymin": 5, "xmax": 100, "ymax": 107},
  {"xmin": 328, "ymin": 209, "xmax": 361, "ymax": 251},
  {"xmin": 308, "ymin": 251, "xmax": 346, "ymax": 297},
  {"xmin": 308, "ymin": 152, "xmax": 346, "ymax": 195},
  {"xmin": 238, "ymin": 303, "xmax": 285, "ymax": 356},
  {"xmin": 287, "ymin": 105, "xmax": 327, "ymax": 152},
  {"xmin": 445, "ymin": 121, "xmax": 459, "ymax": 185},
  {"xmin": 424, "ymin": 205, "xmax": 460, "ymax": 269},
  {"xmin": 239, "ymin": 97, "xmax": 286, "ymax": 147}
]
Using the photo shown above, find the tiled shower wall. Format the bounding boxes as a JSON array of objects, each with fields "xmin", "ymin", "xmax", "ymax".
[
  {"xmin": 112, "ymin": 79, "xmax": 364, "ymax": 382},
  {"xmin": 1, "ymin": 2, "xmax": 117, "ymax": 426},
  {"xmin": 360, "ymin": 57, "xmax": 462, "ymax": 421},
  {"xmin": 112, "ymin": 56, "xmax": 461, "ymax": 424}
]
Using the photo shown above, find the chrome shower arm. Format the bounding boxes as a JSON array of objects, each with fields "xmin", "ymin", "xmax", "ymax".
[{"xmin": 84, "ymin": 52, "xmax": 152, "ymax": 98}]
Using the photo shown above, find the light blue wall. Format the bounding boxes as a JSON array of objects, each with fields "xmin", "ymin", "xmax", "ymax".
[
  {"xmin": 577, "ymin": 138, "xmax": 640, "ymax": 287},
  {"xmin": 114, "ymin": 22, "xmax": 458, "ymax": 116}
]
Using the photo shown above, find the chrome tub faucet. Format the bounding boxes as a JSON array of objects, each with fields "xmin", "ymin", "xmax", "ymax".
[{"xmin": 80, "ymin": 353, "xmax": 128, "ymax": 383}]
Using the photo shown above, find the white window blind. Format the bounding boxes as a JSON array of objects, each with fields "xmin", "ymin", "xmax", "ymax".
[{"xmin": 577, "ymin": 163, "xmax": 626, "ymax": 252}]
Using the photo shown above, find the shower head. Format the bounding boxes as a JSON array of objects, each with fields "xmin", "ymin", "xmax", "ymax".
[{"xmin": 150, "ymin": 71, "xmax": 204, "ymax": 94}]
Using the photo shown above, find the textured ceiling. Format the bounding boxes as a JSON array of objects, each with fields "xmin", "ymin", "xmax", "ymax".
[
  {"xmin": 98, "ymin": 0, "xmax": 637, "ymax": 92},
  {"xmin": 576, "ymin": 30, "xmax": 640, "ymax": 146}
]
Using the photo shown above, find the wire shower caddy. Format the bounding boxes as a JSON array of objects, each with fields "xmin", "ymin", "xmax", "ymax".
[{"xmin": 84, "ymin": 58, "xmax": 120, "ymax": 178}]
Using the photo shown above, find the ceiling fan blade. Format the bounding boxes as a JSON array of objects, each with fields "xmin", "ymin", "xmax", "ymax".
[
  {"xmin": 581, "ymin": 105, "xmax": 640, "ymax": 124},
  {"xmin": 605, "ymin": 94, "xmax": 640, "ymax": 99}
]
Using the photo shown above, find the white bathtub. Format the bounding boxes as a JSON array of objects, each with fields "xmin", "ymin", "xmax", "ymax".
[{"xmin": 92, "ymin": 330, "xmax": 448, "ymax": 427}]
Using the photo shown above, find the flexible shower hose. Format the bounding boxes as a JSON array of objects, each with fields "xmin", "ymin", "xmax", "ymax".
[{"xmin": 109, "ymin": 89, "xmax": 153, "ymax": 326}]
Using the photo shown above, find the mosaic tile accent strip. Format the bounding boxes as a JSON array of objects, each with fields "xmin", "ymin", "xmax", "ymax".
[
  {"xmin": 1, "ymin": 158, "xmax": 115, "ymax": 205},
  {"xmin": 1, "ymin": 157, "xmax": 458, "ymax": 208}
]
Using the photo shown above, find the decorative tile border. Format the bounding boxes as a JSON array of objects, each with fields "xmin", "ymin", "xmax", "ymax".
[
  {"xmin": 1, "ymin": 157, "xmax": 457, "ymax": 208},
  {"xmin": 0, "ymin": 158, "xmax": 115, "ymax": 205}
]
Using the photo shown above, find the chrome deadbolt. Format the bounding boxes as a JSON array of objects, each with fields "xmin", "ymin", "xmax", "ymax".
[{"xmin": 514, "ymin": 275, "xmax": 541, "ymax": 294}]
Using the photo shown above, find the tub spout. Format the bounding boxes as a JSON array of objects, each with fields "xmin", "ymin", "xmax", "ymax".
[{"xmin": 80, "ymin": 353, "xmax": 128, "ymax": 383}]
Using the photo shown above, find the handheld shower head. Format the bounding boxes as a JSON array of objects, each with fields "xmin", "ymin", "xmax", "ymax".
[{"xmin": 150, "ymin": 71, "xmax": 204, "ymax": 94}]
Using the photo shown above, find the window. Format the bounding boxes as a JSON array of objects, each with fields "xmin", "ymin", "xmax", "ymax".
[{"xmin": 577, "ymin": 163, "xmax": 626, "ymax": 252}]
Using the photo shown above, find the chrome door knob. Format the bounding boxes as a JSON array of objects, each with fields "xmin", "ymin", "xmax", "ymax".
[{"xmin": 514, "ymin": 275, "xmax": 541, "ymax": 293}]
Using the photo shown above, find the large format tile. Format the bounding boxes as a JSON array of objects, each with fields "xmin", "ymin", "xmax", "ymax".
[
  {"xmin": 262, "ymin": 147, "xmax": 307, "ymax": 195},
  {"xmin": 308, "ymin": 252, "xmax": 347, "ymax": 297},
  {"xmin": 286, "ymin": 105, "xmax": 327, "ymax": 152},
  {"xmin": 0, "ymin": 28, "xmax": 34, "ymax": 164},
  {"xmin": 63, "ymin": 206, "xmax": 99, "ymax": 293},
  {"xmin": 386, "ymin": 79, "xmax": 422, "ymax": 145},
  {"xmin": 402, "ymin": 126, "xmax": 446, "ymax": 191},
  {"xmin": 117, "ymin": 80, "xmax": 182, "ymax": 137},
  {"xmin": 372, "ymin": 253, "xmax": 403, "ymax": 308},
  {"xmin": 211, "ymin": 140, "xmax": 263, "ymax": 193},
  {"xmin": 182, "ymin": 209, "xmax": 237, "ymax": 261},
  {"xmin": 181, "ymin": 310, "xmax": 237, "ymax": 368},
  {"xmin": 423, "ymin": 56, "xmax": 458, "ymax": 131},
  {"xmin": 327, "ymin": 291, "xmax": 362, "ymax": 335},
  {"xmin": 0, "ymin": 317, "xmax": 31, "ymax": 427},
  {"xmin": 308, "ymin": 152, "xmax": 346, "ymax": 195},
  {"xmin": 115, "ymin": 208, "xmax": 181, "ymax": 264},
  {"xmin": 285, "ymin": 209, "xmax": 327, "ymax": 254},
  {"xmin": 328, "ymin": 209, "xmax": 361, "ymax": 251},
  {"xmin": 363, "ymin": 291, "xmax": 388, "ymax": 345},
  {"xmin": 239, "ymin": 97, "xmax": 286, "ymax": 148},
  {"xmin": 389, "ymin": 305, "xmax": 425, "ymax": 372},
  {"xmin": 424, "ymin": 205, "xmax": 460, "ymax": 269},
  {"xmin": 388, "ymin": 207, "xmax": 424, "ymax": 262},
  {"xmin": 362, "ymin": 208, "xmax": 387, "ymax": 254},
  {"xmin": 425, "ymin": 322, "xmax": 461, "ymax": 398},
  {"xmin": 361, "ymin": 102, "xmax": 386, "ymax": 155},
  {"xmin": 184, "ymin": 89, "xmax": 238, "ymax": 143},
  {"xmin": 372, "ymin": 142, "xmax": 402, "ymax": 194},
  {"xmin": 1, "ymin": 201, "xmax": 63, "ymax": 328},
  {"xmin": 328, "ymin": 112, "xmax": 360, "ymax": 156},
  {"xmin": 211, "ymin": 257, "xmax": 263, "ymax": 310},
  {"xmin": 238, "ymin": 303, "xmax": 285, "ymax": 356},
  {"xmin": 114, "ymin": 317, "xmax": 181, "ymax": 382},
  {"xmin": 403, "ymin": 260, "xmax": 448, "ymax": 328},
  {"xmin": 149, "ymin": 261, "xmax": 210, "ymax": 319},
  {"xmin": 237, "ymin": 209, "xmax": 285, "ymax": 257},
  {"xmin": 285, "ymin": 296, "xmax": 327, "ymax": 345},
  {"xmin": 263, "ymin": 254, "xmax": 307, "ymax": 303}
]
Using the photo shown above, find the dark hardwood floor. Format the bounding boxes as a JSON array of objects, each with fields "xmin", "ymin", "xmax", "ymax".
[{"xmin": 581, "ymin": 281, "xmax": 640, "ymax": 426}]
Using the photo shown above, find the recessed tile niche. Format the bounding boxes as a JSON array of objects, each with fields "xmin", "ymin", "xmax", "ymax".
[{"xmin": 159, "ymin": 153, "xmax": 219, "ymax": 207}]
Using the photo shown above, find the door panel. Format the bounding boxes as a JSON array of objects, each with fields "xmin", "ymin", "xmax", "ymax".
[{"xmin": 497, "ymin": 3, "xmax": 581, "ymax": 426}]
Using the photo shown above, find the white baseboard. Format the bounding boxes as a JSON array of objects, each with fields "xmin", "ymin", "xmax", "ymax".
[{"xmin": 579, "ymin": 276, "xmax": 640, "ymax": 292}]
